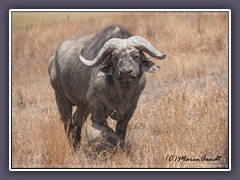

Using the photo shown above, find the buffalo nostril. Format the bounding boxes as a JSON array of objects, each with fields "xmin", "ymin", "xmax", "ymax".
[{"xmin": 120, "ymin": 68, "xmax": 133, "ymax": 75}]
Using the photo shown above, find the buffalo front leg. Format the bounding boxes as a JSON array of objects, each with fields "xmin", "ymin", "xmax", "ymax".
[
  {"xmin": 116, "ymin": 103, "xmax": 138, "ymax": 145},
  {"xmin": 88, "ymin": 104, "xmax": 119, "ymax": 147},
  {"xmin": 116, "ymin": 120, "xmax": 130, "ymax": 144},
  {"xmin": 70, "ymin": 104, "xmax": 90, "ymax": 150}
]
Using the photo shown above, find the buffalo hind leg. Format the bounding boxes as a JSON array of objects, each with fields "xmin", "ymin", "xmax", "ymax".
[
  {"xmin": 71, "ymin": 104, "xmax": 90, "ymax": 150},
  {"xmin": 55, "ymin": 92, "xmax": 73, "ymax": 135}
]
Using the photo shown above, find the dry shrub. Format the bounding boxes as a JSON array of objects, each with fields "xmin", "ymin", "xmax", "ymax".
[{"xmin": 11, "ymin": 11, "xmax": 229, "ymax": 169}]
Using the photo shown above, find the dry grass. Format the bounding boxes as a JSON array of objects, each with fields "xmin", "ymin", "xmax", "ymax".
[{"xmin": 11, "ymin": 11, "xmax": 229, "ymax": 169}]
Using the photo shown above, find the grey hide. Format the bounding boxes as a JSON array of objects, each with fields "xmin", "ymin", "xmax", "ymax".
[{"xmin": 48, "ymin": 25, "xmax": 166, "ymax": 150}]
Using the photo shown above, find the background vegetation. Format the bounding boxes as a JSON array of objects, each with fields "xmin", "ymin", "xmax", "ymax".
[{"xmin": 11, "ymin": 11, "xmax": 229, "ymax": 168}]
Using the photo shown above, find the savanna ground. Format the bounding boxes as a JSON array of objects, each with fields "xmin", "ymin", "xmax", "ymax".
[{"xmin": 11, "ymin": 11, "xmax": 229, "ymax": 169}]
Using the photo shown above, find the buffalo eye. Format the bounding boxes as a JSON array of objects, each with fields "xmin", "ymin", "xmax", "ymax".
[
  {"xmin": 111, "ymin": 54, "xmax": 119, "ymax": 61},
  {"xmin": 133, "ymin": 53, "xmax": 139, "ymax": 59}
]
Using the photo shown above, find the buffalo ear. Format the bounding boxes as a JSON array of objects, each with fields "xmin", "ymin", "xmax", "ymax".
[
  {"xmin": 99, "ymin": 57, "xmax": 113, "ymax": 75},
  {"xmin": 141, "ymin": 58, "xmax": 160, "ymax": 73}
]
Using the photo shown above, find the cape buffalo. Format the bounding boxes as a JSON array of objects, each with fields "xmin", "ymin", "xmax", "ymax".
[{"xmin": 48, "ymin": 25, "xmax": 166, "ymax": 149}]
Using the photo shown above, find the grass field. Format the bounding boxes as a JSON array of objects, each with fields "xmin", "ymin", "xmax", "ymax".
[{"xmin": 11, "ymin": 11, "xmax": 229, "ymax": 169}]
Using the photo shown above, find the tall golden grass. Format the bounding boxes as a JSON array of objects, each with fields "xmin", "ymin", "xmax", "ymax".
[{"xmin": 11, "ymin": 11, "xmax": 229, "ymax": 168}]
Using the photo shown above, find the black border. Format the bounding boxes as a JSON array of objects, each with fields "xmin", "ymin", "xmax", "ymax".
[
  {"xmin": 1, "ymin": 0, "xmax": 240, "ymax": 179},
  {"xmin": 9, "ymin": 9, "xmax": 231, "ymax": 171}
]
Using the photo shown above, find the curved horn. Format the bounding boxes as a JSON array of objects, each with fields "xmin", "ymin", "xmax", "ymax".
[
  {"xmin": 79, "ymin": 38, "xmax": 121, "ymax": 66},
  {"xmin": 127, "ymin": 36, "xmax": 166, "ymax": 60}
]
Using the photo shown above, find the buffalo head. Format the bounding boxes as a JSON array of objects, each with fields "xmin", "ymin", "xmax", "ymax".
[{"xmin": 79, "ymin": 36, "xmax": 166, "ymax": 82}]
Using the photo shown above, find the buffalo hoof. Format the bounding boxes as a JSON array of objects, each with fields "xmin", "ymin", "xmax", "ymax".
[{"xmin": 87, "ymin": 123, "xmax": 119, "ymax": 151}]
